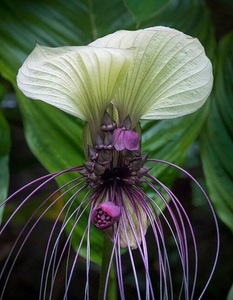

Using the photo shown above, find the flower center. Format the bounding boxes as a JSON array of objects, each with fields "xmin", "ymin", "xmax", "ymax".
[
  {"xmin": 101, "ymin": 166, "xmax": 131, "ymax": 183},
  {"xmin": 81, "ymin": 112, "xmax": 149, "ymax": 189},
  {"xmin": 80, "ymin": 112, "xmax": 150, "ymax": 231}
]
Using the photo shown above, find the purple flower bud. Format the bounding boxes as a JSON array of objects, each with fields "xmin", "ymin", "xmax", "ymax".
[
  {"xmin": 91, "ymin": 202, "xmax": 121, "ymax": 229},
  {"xmin": 113, "ymin": 128, "xmax": 140, "ymax": 151}
]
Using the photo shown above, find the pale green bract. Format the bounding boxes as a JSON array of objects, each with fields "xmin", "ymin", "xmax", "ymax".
[
  {"xmin": 17, "ymin": 26, "xmax": 213, "ymax": 129},
  {"xmin": 17, "ymin": 45, "xmax": 134, "ymax": 127}
]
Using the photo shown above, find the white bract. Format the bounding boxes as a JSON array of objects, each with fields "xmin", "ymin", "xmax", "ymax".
[{"xmin": 17, "ymin": 26, "xmax": 213, "ymax": 129}]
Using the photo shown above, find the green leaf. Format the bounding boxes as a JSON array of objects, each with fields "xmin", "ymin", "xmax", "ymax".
[
  {"xmin": 124, "ymin": 0, "xmax": 169, "ymax": 23},
  {"xmin": 0, "ymin": 87, "xmax": 11, "ymax": 223},
  {"xmin": 140, "ymin": 0, "xmax": 215, "ymax": 52},
  {"xmin": 0, "ymin": 0, "xmax": 216, "ymax": 264},
  {"xmin": 227, "ymin": 284, "xmax": 233, "ymax": 300},
  {"xmin": 200, "ymin": 32, "xmax": 233, "ymax": 231},
  {"xmin": 16, "ymin": 92, "xmax": 85, "ymax": 172}
]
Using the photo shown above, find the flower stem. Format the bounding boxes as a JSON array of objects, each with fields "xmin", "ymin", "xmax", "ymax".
[{"xmin": 98, "ymin": 236, "xmax": 117, "ymax": 300}]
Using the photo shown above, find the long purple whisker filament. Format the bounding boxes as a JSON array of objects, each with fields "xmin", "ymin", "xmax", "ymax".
[
  {"xmin": 161, "ymin": 182, "xmax": 194, "ymax": 299},
  {"xmin": 0, "ymin": 167, "xmax": 79, "ymax": 235},
  {"xmin": 43, "ymin": 183, "xmax": 88, "ymax": 296},
  {"xmin": 40, "ymin": 181, "xmax": 88, "ymax": 299},
  {"xmin": 46, "ymin": 191, "xmax": 90, "ymax": 299},
  {"xmin": 118, "ymin": 186, "xmax": 158, "ymax": 299},
  {"xmin": 121, "ymin": 188, "xmax": 155, "ymax": 299},
  {"xmin": 0, "ymin": 167, "xmax": 83, "ymax": 298},
  {"xmin": 62, "ymin": 191, "xmax": 91, "ymax": 300},
  {"xmin": 1, "ymin": 184, "xmax": 85, "ymax": 298},
  {"xmin": 115, "ymin": 231, "xmax": 125, "ymax": 300},
  {"xmin": 63, "ymin": 209, "xmax": 92, "ymax": 300},
  {"xmin": 118, "ymin": 192, "xmax": 141, "ymax": 299},
  {"xmin": 121, "ymin": 221, "xmax": 141, "ymax": 299},
  {"xmin": 123, "ymin": 184, "xmax": 173, "ymax": 298},
  {"xmin": 134, "ymin": 190, "xmax": 173, "ymax": 299},
  {"xmin": 149, "ymin": 216, "xmax": 172, "ymax": 299},
  {"xmin": 103, "ymin": 226, "xmax": 120, "ymax": 300},
  {"xmin": 147, "ymin": 158, "xmax": 220, "ymax": 300},
  {"xmin": 145, "ymin": 177, "xmax": 194, "ymax": 299},
  {"xmin": 123, "ymin": 216, "xmax": 153, "ymax": 300},
  {"xmin": 84, "ymin": 207, "xmax": 92, "ymax": 300},
  {"xmin": 0, "ymin": 169, "xmax": 82, "ymax": 297}
]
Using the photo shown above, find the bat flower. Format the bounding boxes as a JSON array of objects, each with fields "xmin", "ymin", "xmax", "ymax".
[{"xmin": 0, "ymin": 26, "xmax": 219, "ymax": 299}]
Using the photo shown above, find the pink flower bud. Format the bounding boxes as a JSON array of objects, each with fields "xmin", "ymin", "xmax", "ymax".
[{"xmin": 91, "ymin": 202, "xmax": 121, "ymax": 229}]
